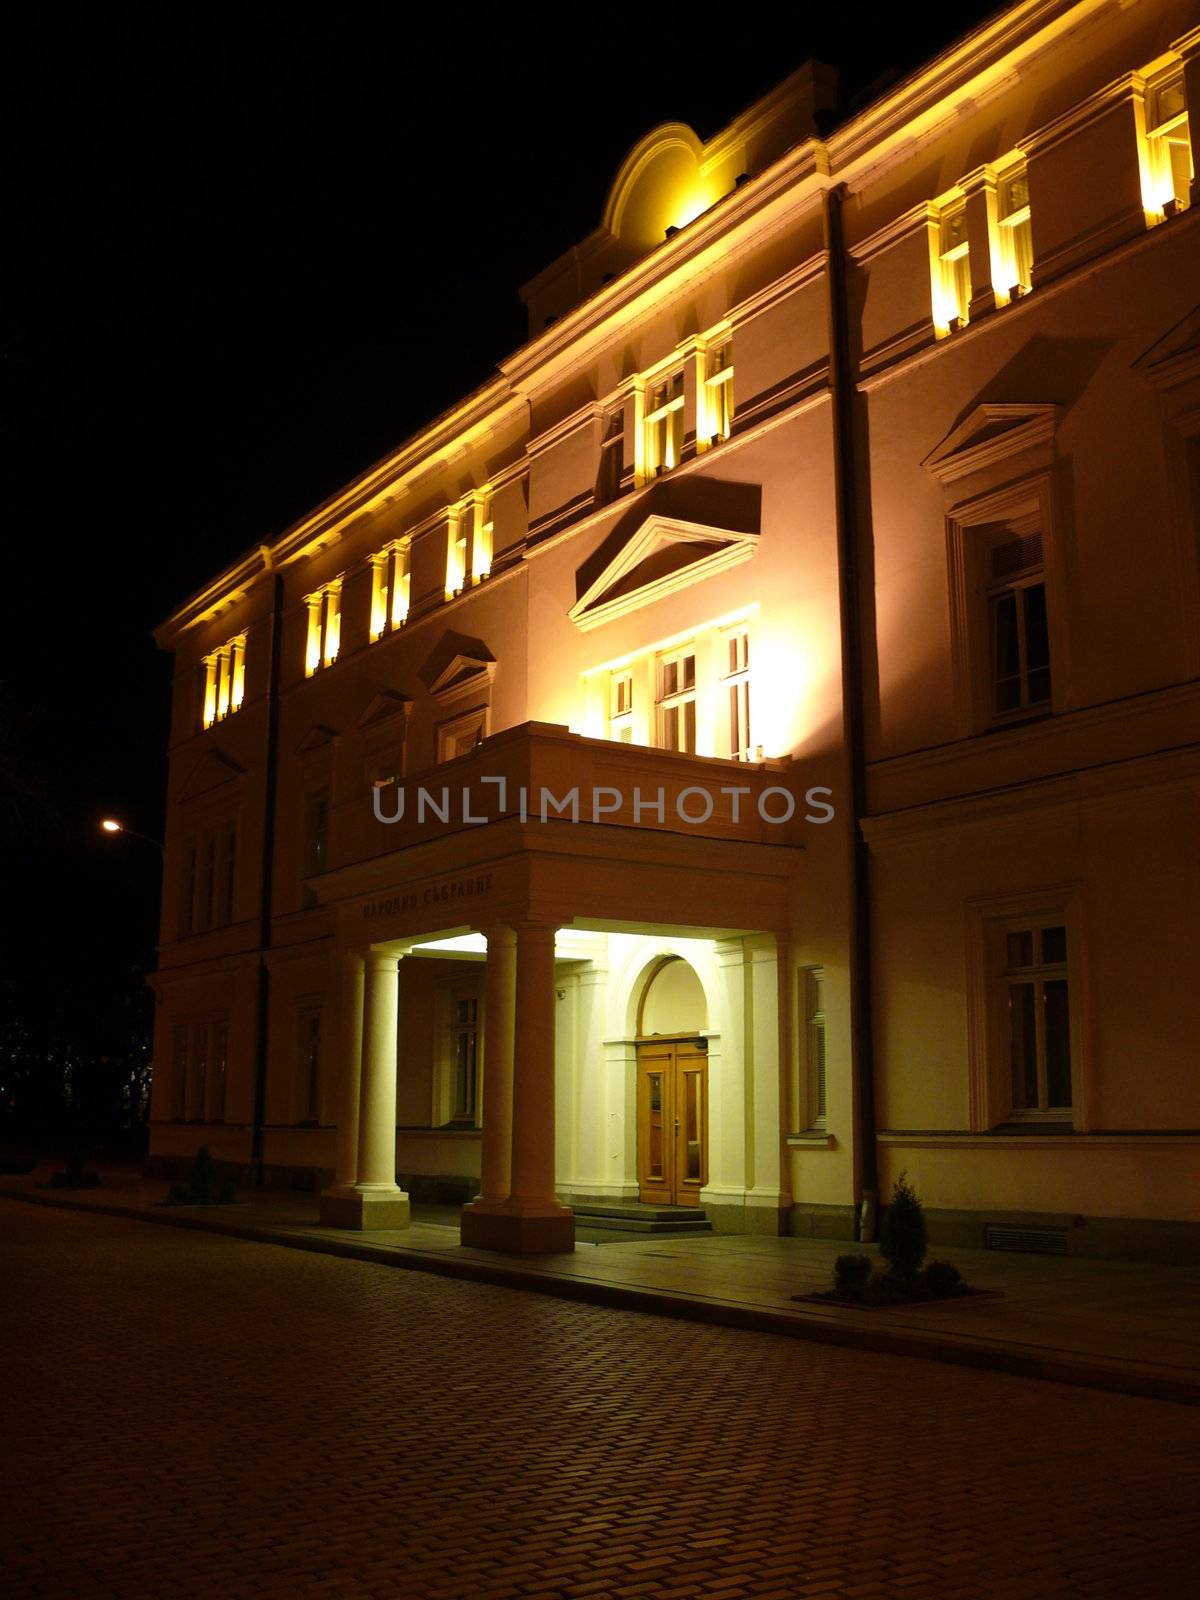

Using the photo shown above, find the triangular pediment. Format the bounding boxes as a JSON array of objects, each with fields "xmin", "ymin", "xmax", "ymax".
[
  {"xmin": 1133, "ymin": 306, "xmax": 1200, "ymax": 390},
  {"xmin": 178, "ymin": 748, "xmax": 245, "ymax": 802},
  {"xmin": 570, "ymin": 478, "xmax": 761, "ymax": 633},
  {"xmin": 295, "ymin": 724, "xmax": 339, "ymax": 757},
  {"xmin": 923, "ymin": 404, "xmax": 1060, "ymax": 485},
  {"xmin": 418, "ymin": 632, "xmax": 497, "ymax": 702},
  {"xmin": 358, "ymin": 690, "xmax": 412, "ymax": 729}
]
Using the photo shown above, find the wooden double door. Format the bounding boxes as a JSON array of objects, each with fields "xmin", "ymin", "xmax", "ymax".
[{"xmin": 636, "ymin": 1037, "xmax": 708, "ymax": 1206}]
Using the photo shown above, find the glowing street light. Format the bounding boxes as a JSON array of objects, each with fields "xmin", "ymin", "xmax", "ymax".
[{"xmin": 98, "ymin": 818, "xmax": 165, "ymax": 855}]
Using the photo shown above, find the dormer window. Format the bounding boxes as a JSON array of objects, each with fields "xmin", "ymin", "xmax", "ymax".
[
  {"xmin": 996, "ymin": 165, "xmax": 1033, "ymax": 296},
  {"xmin": 644, "ymin": 370, "xmax": 685, "ymax": 477},
  {"xmin": 935, "ymin": 200, "xmax": 971, "ymax": 331},
  {"xmin": 304, "ymin": 582, "xmax": 341, "ymax": 676},
  {"xmin": 703, "ymin": 340, "xmax": 733, "ymax": 447},
  {"xmin": 1144, "ymin": 68, "xmax": 1192, "ymax": 218},
  {"xmin": 446, "ymin": 494, "xmax": 493, "ymax": 598},
  {"xmin": 201, "ymin": 634, "xmax": 246, "ymax": 728},
  {"xmin": 370, "ymin": 542, "xmax": 411, "ymax": 641}
]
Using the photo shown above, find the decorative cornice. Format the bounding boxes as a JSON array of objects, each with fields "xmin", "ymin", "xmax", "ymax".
[{"xmin": 923, "ymin": 403, "xmax": 1060, "ymax": 484}]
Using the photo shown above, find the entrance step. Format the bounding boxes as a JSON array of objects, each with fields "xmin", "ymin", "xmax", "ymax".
[{"xmin": 571, "ymin": 1202, "xmax": 713, "ymax": 1235}]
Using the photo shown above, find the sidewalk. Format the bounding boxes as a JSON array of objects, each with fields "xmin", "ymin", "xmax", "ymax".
[{"xmin": 3, "ymin": 1161, "xmax": 1198, "ymax": 1405}]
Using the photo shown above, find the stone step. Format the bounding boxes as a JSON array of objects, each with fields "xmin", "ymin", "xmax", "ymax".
[{"xmin": 572, "ymin": 1203, "xmax": 713, "ymax": 1234}]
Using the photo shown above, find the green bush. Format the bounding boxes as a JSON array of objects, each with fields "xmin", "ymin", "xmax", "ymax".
[
  {"xmin": 879, "ymin": 1170, "xmax": 927, "ymax": 1281},
  {"xmin": 833, "ymin": 1253, "xmax": 872, "ymax": 1291},
  {"xmin": 923, "ymin": 1259, "xmax": 962, "ymax": 1297},
  {"xmin": 165, "ymin": 1145, "xmax": 235, "ymax": 1206}
]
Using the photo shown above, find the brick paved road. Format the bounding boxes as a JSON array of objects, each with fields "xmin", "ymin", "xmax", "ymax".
[{"xmin": 2, "ymin": 1202, "xmax": 1197, "ymax": 1599}]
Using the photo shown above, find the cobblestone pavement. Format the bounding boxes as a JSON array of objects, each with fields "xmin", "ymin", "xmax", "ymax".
[{"xmin": 2, "ymin": 1202, "xmax": 1197, "ymax": 1599}]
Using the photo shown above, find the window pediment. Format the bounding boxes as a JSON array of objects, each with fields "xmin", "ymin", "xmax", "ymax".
[
  {"xmin": 178, "ymin": 748, "xmax": 245, "ymax": 802},
  {"xmin": 358, "ymin": 690, "xmax": 412, "ymax": 730},
  {"xmin": 923, "ymin": 403, "xmax": 1060, "ymax": 486},
  {"xmin": 570, "ymin": 478, "xmax": 760, "ymax": 633},
  {"xmin": 1133, "ymin": 305, "xmax": 1200, "ymax": 391},
  {"xmin": 295, "ymin": 724, "xmax": 339, "ymax": 757},
  {"xmin": 419, "ymin": 633, "xmax": 497, "ymax": 703}
]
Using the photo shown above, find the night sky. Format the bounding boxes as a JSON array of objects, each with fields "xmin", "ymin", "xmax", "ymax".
[{"xmin": 2, "ymin": 6, "xmax": 1000, "ymax": 1042}]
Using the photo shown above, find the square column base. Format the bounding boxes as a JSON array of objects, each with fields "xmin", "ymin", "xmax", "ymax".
[
  {"xmin": 460, "ymin": 1203, "xmax": 575, "ymax": 1254},
  {"xmin": 319, "ymin": 1185, "xmax": 411, "ymax": 1230}
]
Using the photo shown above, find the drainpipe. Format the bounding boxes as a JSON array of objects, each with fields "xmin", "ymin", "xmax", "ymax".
[
  {"xmin": 822, "ymin": 184, "xmax": 879, "ymax": 1241},
  {"xmin": 250, "ymin": 561, "xmax": 284, "ymax": 1187}
]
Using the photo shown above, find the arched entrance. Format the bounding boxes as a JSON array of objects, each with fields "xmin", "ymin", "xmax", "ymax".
[{"xmin": 635, "ymin": 957, "xmax": 708, "ymax": 1205}]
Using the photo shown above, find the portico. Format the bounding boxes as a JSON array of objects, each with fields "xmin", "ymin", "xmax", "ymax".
[{"xmin": 314, "ymin": 785, "xmax": 798, "ymax": 1252}]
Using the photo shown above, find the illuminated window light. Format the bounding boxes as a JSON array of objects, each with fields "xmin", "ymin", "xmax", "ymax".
[
  {"xmin": 1143, "ymin": 68, "xmax": 1192, "ymax": 219},
  {"xmin": 201, "ymin": 633, "xmax": 247, "ymax": 728},
  {"xmin": 995, "ymin": 166, "xmax": 1033, "ymax": 296},
  {"xmin": 304, "ymin": 583, "xmax": 342, "ymax": 676}
]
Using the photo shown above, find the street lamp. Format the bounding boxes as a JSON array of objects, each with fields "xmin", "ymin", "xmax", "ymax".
[{"xmin": 98, "ymin": 818, "xmax": 165, "ymax": 856}]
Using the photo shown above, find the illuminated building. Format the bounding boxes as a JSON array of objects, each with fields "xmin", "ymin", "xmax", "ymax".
[{"xmin": 151, "ymin": 1, "xmax": 1200, "ymax": 1258}]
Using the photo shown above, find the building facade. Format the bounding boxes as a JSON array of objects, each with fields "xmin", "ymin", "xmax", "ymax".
[{"xmin": 151, "ymin": 0, "xmax": 1200, "ymax": 1258}]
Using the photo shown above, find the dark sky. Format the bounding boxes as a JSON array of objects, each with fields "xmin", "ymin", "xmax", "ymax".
[{"xmin": 2, "ymin": 4, "xmax": 1000, "ymax": 1017}]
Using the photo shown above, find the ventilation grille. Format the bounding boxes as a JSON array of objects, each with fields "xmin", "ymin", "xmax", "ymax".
[
  {"xmin": 991, "ymin": 531, "xmax": 1043, "ymax": 579},
  {"xmin": 985, "ymin": 1223, "xmax": 1068, "ymax": 1255}
]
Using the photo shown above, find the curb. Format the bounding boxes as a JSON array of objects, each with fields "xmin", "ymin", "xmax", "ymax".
[{"xmin": 3, "ymin": 1186, "xmax": 1196, "ymax": 1406}]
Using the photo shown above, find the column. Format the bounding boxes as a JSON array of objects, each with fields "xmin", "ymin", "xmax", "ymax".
[
  {"xmin": 320, "ymin": 948, "xmax": 410, "ymax": 1229},
  {"xmin": 461, "ymin": 922, "xmax": 574, "ymax": 1254},
  {"xmin": 318, "ymin": 949, "xmax": 366, "ymax": 1224},
  {"xmin": 960, "ymin": 166, "xmax": 1002, "ymax": 318},
  {"xmin": 471, "ymin": 926, "xmax": 517, "ymax": 1205}
]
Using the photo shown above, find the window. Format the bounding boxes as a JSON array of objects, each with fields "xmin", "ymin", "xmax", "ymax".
[
  {"xmin": 936, "ymin": 200, "xmax": 971, "ymax": 330},
  {"xmin": 644, "ymin": 369, "xmax": 685, "ymax": 477},
  {"xmin": 370, "ymin": 542, "xmax": 411, "ymax": 640},
  {"xmin": 988, "ymin": 525, "xmax": 1051, "ymax": 719},
  {"xmin": 178, "ymin": 820, "xmax": 236, "ymax": 936},
  {"xmin": 610, "ymin": 670, "xmax": 634, "ymax": 743},
  {"xmin": 597, "ymin": 408, "xmax": 624, "ymax": 504},
  {"xmin": 201, "ymin": 634, "xmax": 246, "ymax": 728},
  {"xmin": 437, "ymin": 706, "xmax": 487, "ymax": 762},
  {"xmin": 446, "ymin": 495, "xmax": 493, "ymax": 597},
  {"xmin": 301, "ymin": 789, "xmax": 329, "ymax": 909},
  {"xmin": 722, "ymin": 627, "xmax": 751, "ymax": 760},
  {"xmin": 656, "ymin": 646, "xmax": 697, "ymax": 753},
  {"xmin": 170, "ymin": 1016, "xmax": 228, "ymax": 1123},
  {"xmin": 703, "ymin": 340, "xmax": 733, "ymax": 446},
  {"xmin": 801, "ymin": 968, "xmax": 827, "ymax": 1129},
  {"xmin": 305, "ymin": 582, "xmax": 341, "ymax": 675},
  {"xmin": 1003, "ymin": 924, "xmax": 1072, "ymax": 1116},
  {"xmin": 449, "ymin": 996, "xmax": 480, "ymax": 1124},
  {"xmin": 1144, "ymin": 68, "xmax": 1192, "ymax": 217},
  {"xmin": 996, "ymin": 166, "xmax": 1033, "ymax": 296},
  {"xmin": 297, "ymin": 1004, "xmax": 322, "ymax": 1124}
]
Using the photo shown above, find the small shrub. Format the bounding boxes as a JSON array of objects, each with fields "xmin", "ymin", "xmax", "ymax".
[
  {"xmin": 879, "ymin": 1170, "xmax": 927, "ymax": 1281},
  {"xmin": 165, "ymin": 1145, "xmax": 235, "ymax": 1206},
  {"xmin": 924, "ymin": 1259, "xmax": 963, "ymax": 1298},
  {"xmin": 833, "ymin": 1254, "xmax": 872, "ymax": 1292}
]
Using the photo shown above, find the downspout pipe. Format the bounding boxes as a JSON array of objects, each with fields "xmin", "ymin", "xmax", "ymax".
[
  {"xmin": 822, "ymin": 184, "xmax": 880, "ymax": 1241},
  {"xmin": 250, "ymin": 563, "xmax": 284, "ymax": 1188}
]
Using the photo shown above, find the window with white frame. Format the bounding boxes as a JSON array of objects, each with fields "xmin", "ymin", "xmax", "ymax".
[
  {"xmin": 597, "ymin": 408, "xmax": 624, "ymax": 504},
  {"xmin": 644, "ymin": 369, "xmax": 685, "ymax": 477},
  {"xmin": 437, "ymin": 706, "xmax": 487, "ymax": 762},
  {"xmin": 201, "ymin": 634, "xmax": 246, "ymax": 729},
  {"xmin": 703, "ymin": 339, "xmax": 733, "ymax": 447},
  {"xmin": 304, "ymin": 582, "xmax": 341, "ymax": 675},
  {"xmin": 995, "ymin": 165, "xmax": 1033, "ymax": 296},
  {"xmin": 296, "ymin": 1003, "xmax": 322, "ymax": 1124},
  {"xmin": 609, "ymin": 669, "xmax": 634, "ymax": 743},
  {"xmin": 722, "ymin": 626, "xmax": 752, "ymax": 760},
  {"xmin": 301, "ymin": 788, "xmax": 329, "ymax": 909},
  {"xmin": 801, "ymin": 968, "xmax": 827, "ymax": 1129},
  {"xmin": 370, "ymin": 542, "xmax": 411, "ymax": 640},
  {"xmin": 1002, "ymin": 923, "xmax": 1072, "ymax": 1116},
  {"xmin": 936, "ymin": 200, "xmax": 971, "ymax": 330},
  {"xmin": 1144, "ymin": 68, "xmax": 1192, "ymax": 217},
  {"xmin": 988, "ymin": 522, "xmax": 1051, "ymax": 720},
  {"xmin": 655, "ymin": 645, "xmax": 697, "ymax": 753}
]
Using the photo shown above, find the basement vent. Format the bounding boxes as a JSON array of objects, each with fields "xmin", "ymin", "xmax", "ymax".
[{"xmin": 985, "ymin": 1224, "xmax": 1068, "ymax": 1256}]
